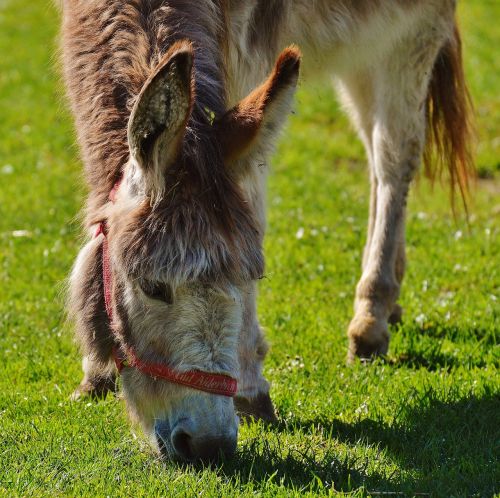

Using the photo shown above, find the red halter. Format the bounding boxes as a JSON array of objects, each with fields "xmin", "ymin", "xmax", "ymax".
[{"xmin": 94, "ymin": 177, "xmax": 238, "ymax": 397}]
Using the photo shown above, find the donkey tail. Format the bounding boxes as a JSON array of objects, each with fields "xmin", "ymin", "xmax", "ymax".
[{"xmin": 424, "ymin": 21, "xmax": 475, "ymax": 209}]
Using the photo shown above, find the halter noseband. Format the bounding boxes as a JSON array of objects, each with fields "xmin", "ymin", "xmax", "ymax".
[{"xmin": 94, "ymin": 177, "xmax": 237, "ymax": 397}]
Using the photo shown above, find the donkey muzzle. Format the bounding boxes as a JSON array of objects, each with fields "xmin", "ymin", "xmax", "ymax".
[{"xmin": 154, "ymin": 395, "xmax": 238, "ymax": 462}]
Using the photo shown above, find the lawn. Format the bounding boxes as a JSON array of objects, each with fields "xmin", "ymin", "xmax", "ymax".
[{"xmin": 0, "ymin": 1, "xmax": 498, "ymax": 497}]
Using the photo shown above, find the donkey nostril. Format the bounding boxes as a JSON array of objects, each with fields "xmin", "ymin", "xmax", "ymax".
[{"xmin": 171, "ymin": 428, "xmax": 195, "ymax": 461}]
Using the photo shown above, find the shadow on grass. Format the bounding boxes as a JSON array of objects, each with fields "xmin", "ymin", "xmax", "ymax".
[
  {"xmin": 215, "ymin": 395, "xmax": 499, "ymax": 496},
  {"xmin": 405, "ymin": 323, "xmax": 498, "ymax": 347},
  {"xmin": 388, "ymin": 350, "xmax": 487, "ymax": 371},
  {"xmin": 386, "ymin": 323, "xmax": 494, "ymax": 371}
]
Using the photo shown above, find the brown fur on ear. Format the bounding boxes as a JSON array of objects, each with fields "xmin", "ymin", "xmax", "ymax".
[{"xmin": 216, "ymin": 46, "xmax": 301, "ymax": 165}]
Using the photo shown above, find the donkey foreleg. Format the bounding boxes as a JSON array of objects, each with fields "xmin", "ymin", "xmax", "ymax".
[
  {"xmin": 71, "ymin": 356, "xmax": 116, "ymax": 400},
  {"xmin": 234, "ymin": 282, "xmax": 277, "ymax": 423},
  {"xmin": 69, "ymin": 235, "xmax": 117, "ymax": 399}
]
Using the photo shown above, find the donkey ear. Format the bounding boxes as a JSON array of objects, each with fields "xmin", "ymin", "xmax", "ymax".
[
  {"xmin": 128, "ymin": 41, "xmax": 194, "ymax": 186},
  {"xmin": 216, "ymin": 46, "xmax": 301, "ymax": 173}
]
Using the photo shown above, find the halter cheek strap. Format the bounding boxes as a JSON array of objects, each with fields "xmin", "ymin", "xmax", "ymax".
[{"xmin": 94, "ymin": 177, "xmax": 238, "ymax": 398}]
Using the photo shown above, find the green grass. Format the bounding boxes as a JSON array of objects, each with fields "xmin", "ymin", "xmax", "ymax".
[{"xmin": 0, "ymin": 1, "xmax": 499, "ymax": 496}]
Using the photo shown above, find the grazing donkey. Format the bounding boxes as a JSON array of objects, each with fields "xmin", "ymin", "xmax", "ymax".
[{"xmin": 60, "ymin": 0, "xmax": 473, "ymax": 461}]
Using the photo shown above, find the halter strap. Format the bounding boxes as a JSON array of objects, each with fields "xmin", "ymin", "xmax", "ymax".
[
  {"xmin": 94, "ymin": 176, "xmax": 238, "ymax": 397},
  {"xmin": 112, "ymin": 345, "xmax": 237, "ymax": 396}
]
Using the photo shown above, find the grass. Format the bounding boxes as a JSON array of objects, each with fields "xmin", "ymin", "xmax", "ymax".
[{"xmin": 0, "ymin": 1, "xmax": 498, "ymax": 496}]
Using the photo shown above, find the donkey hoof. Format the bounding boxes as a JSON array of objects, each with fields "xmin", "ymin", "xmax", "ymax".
[
  {"xmin": 70, "ymin": 378, "xmax": 116, "ymax": 401},
  {"xmin": 388, "ymin": 303, "xmax": 403, "ymax": 325},
  {"xmin": 234, "ymin": 392, "xmax": 278, "ymax": 424},
  {"xmin": 347, "ymin": 314, "xmax": 389, "ymax": 363}
]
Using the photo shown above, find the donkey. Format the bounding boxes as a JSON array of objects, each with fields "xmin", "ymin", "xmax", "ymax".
[{"xmin": 60, "ymin": 0, "xmax": 473, "ymax": 461}]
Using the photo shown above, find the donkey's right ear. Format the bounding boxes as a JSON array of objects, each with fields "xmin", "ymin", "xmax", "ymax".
[{"xmin": 128, "ymin": 41, "xmax": 194, "ymax": 189}]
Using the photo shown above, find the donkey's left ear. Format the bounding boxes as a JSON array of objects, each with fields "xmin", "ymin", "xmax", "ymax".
[
  {"xmin": 215, "ymin": 46, "xmax": 301, "ymax": 174},
  {"xmin": 128, "ymin": 41, "xmax": 194, "ymax": 188}
]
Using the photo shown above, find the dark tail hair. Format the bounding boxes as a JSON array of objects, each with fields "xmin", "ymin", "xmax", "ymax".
[{"xmin": 424, "ymin": 21, "xmax": 475, "ymax": 211}]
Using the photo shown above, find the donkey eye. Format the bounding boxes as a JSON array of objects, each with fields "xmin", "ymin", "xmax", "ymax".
[{"xmin": 139, "ymin": 281, "xmax": 173, "ymax": 304}]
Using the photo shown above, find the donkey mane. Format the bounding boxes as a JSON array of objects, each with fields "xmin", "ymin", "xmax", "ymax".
[
  {"xmin": 62, "ymin": 0, "xmax": 264, "ymax": 282},
  {"xmin": 62, "ymin": 0, "xmax": 226, "ymax": 218}
]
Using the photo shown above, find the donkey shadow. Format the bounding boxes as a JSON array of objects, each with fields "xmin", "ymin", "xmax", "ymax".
[
  {"xmin": 385, "ymin": 348, "xmax": 487, "ymax": 371},
  {"xmin": 215, "ymin": 394, "xmax": 499, "ymax": 496},
  {"xmin": 394, "ymin": 324, "xmax": 494, "ymax": 370}
]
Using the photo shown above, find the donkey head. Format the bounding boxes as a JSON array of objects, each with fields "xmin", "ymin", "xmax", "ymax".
[{"xmin": 105, "ymin": 42, "xmax": 300, "ymax": 461}]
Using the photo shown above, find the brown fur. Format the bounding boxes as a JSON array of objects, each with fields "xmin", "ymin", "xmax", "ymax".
[
  {"xmin": 62, "ymin": 0, "xmax": 266, "ymax": 285},
  {"xmin": 216, "ymin": 47, "xmax": 301, "ymax": 163},
  {"xmin": 424, "ymin": 21, "xmax": 475, "ymax": 209},
  {"xmin": 61, "ymin": 0, "xmax": 228, "ymax": 225}
]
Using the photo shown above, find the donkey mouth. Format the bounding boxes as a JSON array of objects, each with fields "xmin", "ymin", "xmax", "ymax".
[{"xmin": 155, "ymin": 419, "xmax": 237, "ymax": 463}]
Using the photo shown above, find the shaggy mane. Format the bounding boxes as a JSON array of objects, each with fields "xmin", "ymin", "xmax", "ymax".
[
  {"xmin": 61, "ymin": 0, "xmax": 264, "ymax": 282},
  {"xmin": 61, "ymin": 0, "xmax": 228, "ymax": 222}
]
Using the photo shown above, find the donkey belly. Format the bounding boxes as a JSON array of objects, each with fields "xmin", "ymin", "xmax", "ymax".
[
  {"xmin": 225, "ymin": 0, "xmax": 454, "ymax": 232},
  {"xmin": 291, "ymin": 1, "xmax": 434, "ymax": 76},
  {"xmin": 226, "ymin": 0, "xmax": 449, "ymax": 100}
]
